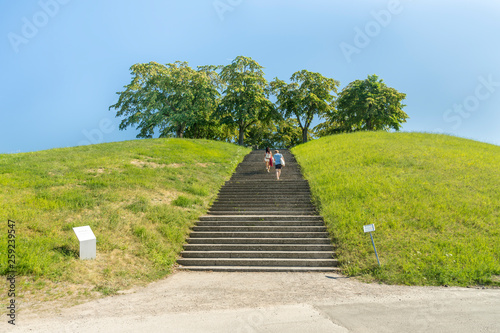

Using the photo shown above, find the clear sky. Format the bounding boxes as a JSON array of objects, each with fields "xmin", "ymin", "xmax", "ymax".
[{"xmin": 1, "ymin": 0, "xmax": 499, "ymax": 153}]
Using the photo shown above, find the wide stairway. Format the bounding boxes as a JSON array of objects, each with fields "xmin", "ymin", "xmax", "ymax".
[{"xmin": 177, "ymin": 150, "xmax": 338, "ymax": 272}]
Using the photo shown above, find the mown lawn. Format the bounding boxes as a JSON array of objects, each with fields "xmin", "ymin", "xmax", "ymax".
[
  {"xmin": 293, "ymin": 132, "xmax": 500, "ymax": 286},
  {"xmin": 0, "ymin": 138, "xmax": 250, "ymax": 305}
]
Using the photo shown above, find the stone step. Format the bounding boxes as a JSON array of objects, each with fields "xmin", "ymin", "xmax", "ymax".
[
  {"xmin": 198, "ymin": 215, "xmax": 324, "ymax": 222},
  {"xmin": 186, "ymin": 237, "xmax": 332, "ymax": 244},
  {"xmin": 224, "ymin": 179, "xmax": 309, "ymax": 182},
  {"xmin": 214, "ymin": 195, "xmax": 312, "ymax": 204},
  {"xmin": 216, "ymin": 191, "xmax": 311, "ymax": 195},
  {"xmin": 192, "ymin": 226, "xmax": 326, "ymax": 232},
  {"xmin": 233, "ymin": 167, "xmax": 301, "ymax": 170},
  {"xmin": 230, "ymin": 173, "xmax": 304, "ymax": 176},
  {"xmin": 214, "ymin": 196, "xmax": 311, "ymax": 201},
  {"xmin": 177, "ymin": 258, "xmax": 338, "ymax": 267},
  {"xmin": 215, "ymin": 195, "xmax": 312, "ymax": 199},
  {"xmin": 221, "ymin": 185, "xmax": 310, "ymax": 189},
  {"xmin": 223, "ymin": 181, "xmax": 309, "ymax": 184},
  {"xmin": 219, "ymin": 191, "xmax": 309, "ymax": 194},
  {"xmin": 218, "ymin": 189, "xmax": 311, "ymax": 193},
  {"xmin": 207, "ymin": 210, "xmax": 316, "ymax": 215},
  {"xmin": 196, "ymin": 221, "xmax": 325, "ymax": 226},
  {"xmin": 189, "ymin": 231, "xmax": 329, "ymax": 238},
  {"xmin": 212, "ymin": 202, "xmax": 312, "ymax": 207},
  {"xmin": 211, "ymin": 201, "xmax": 314, "ymax": 210},
  {"xmin": 230, "ymin": 178, "xmax": 308, "ymax": 182},
  {"xmin": 234, "ymin": 165, "xmax": 301, "ymax": 167},
  {"xmin": 176, "ymin": 266, "xmax": 340, "ymax": 272},
  {"xmin": 215, "ymin": 192, "xmax": 312, "ymax": 197},
  {"xmin": 211, "ymin": 201, "xmax": 313, "ymax": 205},
  {"xmin": 209, "ymin": 210, "xmax": 315, "ymax": 215},
  {"xmin": 217, "ymin": 189, "xmax": 311, "ymax": 193},
  {"xmin": 220, "ymin": 188, "xmax": 309, "ymax": 191},
  {"xmin": 180, "ymin": 251, "xmax": 334, "ymax": 259},
  {"xmin": 208, "ymin": 209, "xmax": 317, "ymax": 213},
  {"xmin": 210, "ymin": 210, "xmax": 315, "ymax": 215},
  {"xmin": 210, "ymin": 204, "xmax": 314, "ymax": 209},
  {"xmin": 214, "ymin": 195, "xmax": 312, "ymax": 200},
  {"xmin": 224, "ymin": 181, "xmax": 310, "ymax": 190},
  {"xmin": 219, "ymin": 192, "xmax": 309, "ymax": 195},
  {"xmin": 225, "ymin": 181, "xmax": 309, "ymax": 185},
  {"xmin": 232, "ymin": 169, "xmax": 301, "ymax": 171},
  {"xmin": 182, "ymin": 244, "xmax": 334, "ymax": 251},
  {"xmin": 210, "ymin": 204, "xmax": 315, "ymax": 209},
  {"xmin": 217, "ymin": 188, "xmax": 310, "ymax": 192}
]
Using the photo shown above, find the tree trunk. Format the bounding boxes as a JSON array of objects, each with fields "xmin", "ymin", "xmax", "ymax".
[
  {"xmin": 177, "ymin": 124, "xmax": 185, "ymax": 138},
  {"xmin": 366, "ymin": 119, "xmax": 373, "ymax": 131},
  {"xmin": 238, "ymin": 126, "xmax": 245, "ymax": 145},
  {"xmin": 302, "ymin": 127, "xmax": 308, "ymax": 143}
]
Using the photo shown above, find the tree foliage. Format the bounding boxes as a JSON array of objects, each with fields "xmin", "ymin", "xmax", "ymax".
[
  {"xmin": 242, "ymin": 118, "xmax": 303, "ymax": 149},
  {"xmin": 110, "ymin": 58, "xmax": 410, "ymax": 147},
  {"xmin": 318, "ymin": 74, "xmax": 408, "ymax": 135},
  {"xmin": 270, "ymin": 70, "xmax": 339, "ymax": 143},
  {"xmin": 109, "ymin": 61, "xmax": 221, "ymax": 139},
  {"xmin": 217, "ymin": 56, "xmax": 275, "ymax": 145}
]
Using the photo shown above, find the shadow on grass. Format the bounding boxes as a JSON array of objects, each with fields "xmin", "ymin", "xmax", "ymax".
[{"xmin": 53, "ymin": 245, "xmax": 79, "ymax": 258}]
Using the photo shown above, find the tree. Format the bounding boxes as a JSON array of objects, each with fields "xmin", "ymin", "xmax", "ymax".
[
  {"xmin": 110, "ymin": 61, "xmax": 220, "ymax": 139},
  {"xmin": 324, "ymin": 74, "xmax": 408, "ymax": 133},
  {"xmin": 217, "ymin": 56, "xmax": 275, "ymax": 145},
  {"xmin": 243, "ymin": 120, "xmax": 277, "ymax": 149},
  {"xmin": 271, "ymin": 118, "xmax": 304, "ymax": 148},
  {"xmin": 270, "ymin": 70, "xmax": 339, "ymax": 143},
  {"xmin": 243, "ymin": 118, "xmax": 304, "ymax": 149},
  {"xmin": 313, "ymin": 107, "xmax": 346, "ymax": 137}
]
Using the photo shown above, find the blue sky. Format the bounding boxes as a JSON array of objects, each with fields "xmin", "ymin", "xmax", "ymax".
[{"xmin": 1, "ymin": 0, "xmax": 499, "ymax": 153}]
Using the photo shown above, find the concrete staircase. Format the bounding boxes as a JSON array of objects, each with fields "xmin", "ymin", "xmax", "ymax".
[{"xmin": 177, "ymin": 149, "xmax": 338, "ymax": 272}]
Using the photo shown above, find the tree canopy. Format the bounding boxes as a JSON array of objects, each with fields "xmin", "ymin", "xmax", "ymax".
[
  {"xmin": 110, "ymin": 58, "xmax": 409, "ymax": 147},
  {"xmin": 317, "ymin": 74, "xmax": 408, "ymax": 135},
  {"xmin": 109, "ymin": 61, "xmax": 221, "ymax": 139},
  {"xmin": 216, "ymin": 56, "xmax": 276, "ymax": 145},
  {"xmin": 270, "ymin": 70, "xmax": 339, "ymax": 143}
]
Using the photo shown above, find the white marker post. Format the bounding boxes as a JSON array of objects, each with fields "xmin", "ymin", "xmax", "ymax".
[
  {"xmin": 363, "ymin": 224, "xmax": 380, "ymax": 266},
  {"xmin": 73, "ymin": 226, "xmax": 96, "ymax": 260}
]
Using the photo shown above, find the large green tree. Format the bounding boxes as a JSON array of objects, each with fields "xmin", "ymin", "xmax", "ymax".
[
  {"xmin": 270, "ymin": 70, "xmax": 339, "ymax": 143},
  {"xmin": 217, "ymin": 56, "xmax": 275, "ymax": 145},
  {"xmin": 324, "ymin": 74, "xmax": 408, "ymax": 133},
  {"xmin": 110, "ymin": 61, "xmax": 220, "ymax": 139}
]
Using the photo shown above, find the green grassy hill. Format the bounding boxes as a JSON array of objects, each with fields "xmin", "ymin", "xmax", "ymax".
[
  {"xmin": 2, "ymin": 133, "xmax": 498, "ymax": 307},
  {"xmin": 293, "ymin": 132, "xmax": 500, "ymax": 286},
  {"xmin": 0, "ymin": 139, "xmax": 250, "ymax": 303}
]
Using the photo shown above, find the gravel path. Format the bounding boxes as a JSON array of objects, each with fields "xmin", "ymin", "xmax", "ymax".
[{"xmin": 4, "ymin": 271, "xmax": 499, "ymax": 332}]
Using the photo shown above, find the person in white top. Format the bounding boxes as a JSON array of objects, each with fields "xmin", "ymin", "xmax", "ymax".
[{"xmin": 264, "ymin": 147, "xmax": 273, "ymax": 172}]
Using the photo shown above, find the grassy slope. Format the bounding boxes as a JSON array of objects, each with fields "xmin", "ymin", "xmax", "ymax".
[
  {"xmin": 0, "ymin": 139, "xmax": 250, "ymax": 303},
  {"xmin": 293, "ymin": 132, "xmax": 500, "ymax": 286}
]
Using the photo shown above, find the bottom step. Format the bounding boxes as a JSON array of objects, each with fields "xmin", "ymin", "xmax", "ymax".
[
  {"xmin": 177, "ymin": 266, "xmax": 340, "ymax": 272},
  {"xmin": 177, "ymin": 258, "xmax": 337, "ymax": 267}
]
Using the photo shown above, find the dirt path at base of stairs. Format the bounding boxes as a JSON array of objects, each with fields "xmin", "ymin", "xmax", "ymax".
[{"xmin": 5, "ymin": 271, "xmax": 499, "ymax": 332}]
